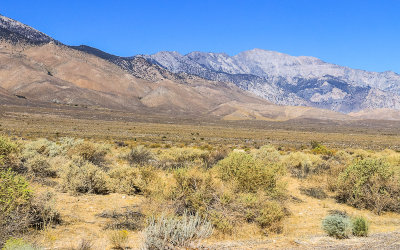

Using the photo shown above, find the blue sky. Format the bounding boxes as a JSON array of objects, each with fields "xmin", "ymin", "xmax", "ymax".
[{"xmin": 1, "ymin": 0, "xmax": 399, "ymax": 73}]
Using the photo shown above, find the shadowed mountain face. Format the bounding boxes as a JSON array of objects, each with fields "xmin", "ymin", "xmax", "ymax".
[
  {"xmin": 0, "ymin": 14, "xmax": 399, "ymax": 121},
  {"xmin": 141, "ymin": 50, "xmax": 400, "ymax": 113}
]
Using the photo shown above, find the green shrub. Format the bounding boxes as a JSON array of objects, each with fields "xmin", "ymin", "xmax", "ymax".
[
  {"xmin": 215, "ymin": 151, "xmax": 279, "ymax": 193},
  {"xmin": 0, "ymin": 170, "xmax": 60, "ymax": 245},
  {"xmin": 142, "ymin": 212, "xmax": 213, "ymax": 249},
  {"xmin": 0, "ymin": 137, "xmax": 17, "ymax": 163},
  {"xmin": 208, "ymin": 211, "xmax": 234, "ymax": 235},
  {"xmin": 0, "ymin": 137, "xmax": 19, "ymax": 171},
  {"xmin": 255, "ymin": 201, "xmax": 285, "ymax": 233},
  {"xmin": 124, "ymin": 146, "xmax": 153, "ymax": 166},
  {"xmin": 282, "ymin": 152, "xmax": 327, "ymax": 179},
  {"xmin": 352, "ymin": 216, "xmax": 369, "ymax": 237},
  {"xmin": 0, "ymin": 169, "xmax": 31, "ymax": 217},
  {"xmin": 322, "ymin": 214, "xmax": 351, "ymax": 239},
  {"xmin": 60, "ymin": 159, "xmax": 110, "ymax": 194},
  {"xmin": 2, "ymin": 238, "xmax": 42, "ymax": 250},
  {"xmin": 310, "ymin": 141, "xmax": 333, "ymax": 156},
  {"xmin": 336, "ymin": 158, "xmax": 400, "ymax": 214}
]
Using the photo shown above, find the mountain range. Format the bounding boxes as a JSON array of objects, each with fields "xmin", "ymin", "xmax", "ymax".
[{"xmin": 1, "ymin": 14, "xmax": 399, "ymax": 121}]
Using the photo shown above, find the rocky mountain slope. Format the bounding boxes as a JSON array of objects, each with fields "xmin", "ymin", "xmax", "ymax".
[
  {"xmin": 141, "ymin": 49, "xmax": 400, "ymax": 113},
  {"xmin": 0, "ymin": 14, "xmax": 356, "ymax": 121},
  {"xmin": 1, "ymin": 14, "xmax": 399, "ymax": 120}
]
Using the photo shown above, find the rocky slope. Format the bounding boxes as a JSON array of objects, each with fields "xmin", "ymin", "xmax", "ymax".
[{"xmin": 142, "ymin": 49, "xmax": 400, "ymax": 113}]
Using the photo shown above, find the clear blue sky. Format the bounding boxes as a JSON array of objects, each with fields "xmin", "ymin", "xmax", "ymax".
[{"xmin": 1, "ymin": 0, "xmax": 399, "ymax": 73}]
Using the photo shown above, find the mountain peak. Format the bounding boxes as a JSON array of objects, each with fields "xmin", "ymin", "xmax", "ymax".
[{"xmin": 0, "ymin": 14, "xmax": 54, "ymax": 44}]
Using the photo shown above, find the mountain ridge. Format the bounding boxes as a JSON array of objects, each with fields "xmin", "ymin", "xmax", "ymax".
[
  {"xmin": 141, "ymin": 49, "xmax": 400, "ymax": 113},
  {"xmin": 1, "ymin": 13, "xmax": 400, "ymax": 120}
]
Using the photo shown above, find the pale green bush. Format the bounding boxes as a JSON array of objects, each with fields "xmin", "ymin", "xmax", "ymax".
[
  {"xmin": 142, "ymin": 212, "xmax": 213, "ymax": 249},
  {"xmin": 25, "ymin": 155, "xmax": 56, "ymax": 178},
  {"xmin": 252, "ymin": 145, "xmax": 282, "ymax": 165},
  {"xmin": 322, "ymin": 214, "xmax": 351, "ymax": 239},
  {"xmin": 60, "ymin": 159, "xmax": 110, "ymax": 194},
  {"xmin": 157, "ymin": 147, "xmax": 208, "ymax": 169},
  {"xmin": 282, "ymin": 152, "xmax": 327, "ymax": 178}
]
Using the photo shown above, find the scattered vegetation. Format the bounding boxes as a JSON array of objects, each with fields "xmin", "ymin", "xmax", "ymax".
[{"xmin": 1, "ymin": 132, "xmax": 400, "ymax": 247}]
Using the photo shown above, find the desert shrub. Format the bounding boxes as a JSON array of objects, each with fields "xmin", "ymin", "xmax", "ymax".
[
  {"xmin": 2, "ymin": 238, "xmax": 42, "ymax": 250},
  {"xmin": 60, "ymin": 159, "xmax": 110, "ymax": 194},
  {"xmin": 124, "ymin": 146, "xmax": 153, "ymax": 166},
  {"xmin": 322, "ymin": 214, "xmax": 351, "ymax": 239},
  {"xmin": 352, "ymin": 216, "xmax": 369, "ymax": 237},
  {"xmin": 207, "ymin": 211, "xmax": 234, "ymax": 235},
  {"xmin": 0, "ymin": 136, "xmax": 20, "ymax": 172},
  {"xmin": 28, "ymin": 192, "xmax": 61, "ymax": 229},
  {"xmin": 98, "ymin": 208, "xmax": 145, "ymax": 230},
  {"xmin": 157, "ymin": 147, "xmax": 208, "ymax": 169},
  {"xmin": 252, "ymin": 145, "xmax": 282, "ymax": 165},
  {"xmin": 22, "ymin": 138, "xmax": 60, "ymax": 159},
  {"xmin": 25, "ymin": 155, "xmax": 57, "ymax": 178},
  {"xmin": 347, "ymin": 149, "xmax": 373, "ymax": 160},
  {"xmin": 0, "ymin": 169, "xmax": 31, "ymax": 216},
  {"xmin": 0, "ymin": 169, "xmax": 31, "ymax": 244},
  {"xmin": 68, "ymin": 141, "xmax": 109, "ymax": 166},
  {"xmin": 282, "ymin": 152, "xmax": 328, "ymax": 178},
  {"xmin": 310, "ymin": 141, "xmax": 333, "ymax": 156},
  {"xmin": 255, "ymin": 201, "xmax": 285, "ymax": 233},
  {"xmin": 204, "ymin": 148, "xmax": 228, "ymax": 168},
  {"xmin": 0, "ymin": 136, "xmax": 18, "ymax": 164},
  {"xmin": 0, "ymin": 170, "xmax": 60, "ymax": 245},
  {"xmin": 142, "ymin": 212, "xmax": 213, "ymax": 249},
  {"xmin": 300, "ymin": 187, "xmax": 327, "ymax": 199},
  {"xmin": 108, "ymin": 166, "xmax": 144, "ymax": 195},
  {"xmin": 108, "ymin": 230, "xmax": 129, "ymax": 249},
  {"xmin": 336, "ymin": 158, "xmax": 400, "ymax": 214},
  {"xmin": 215, "ymin": 151, "xmax": 280, "ymax": 193},
  {"xmin": 171, "ymin": 167, "xmax": 216, "ymax": 215}
]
